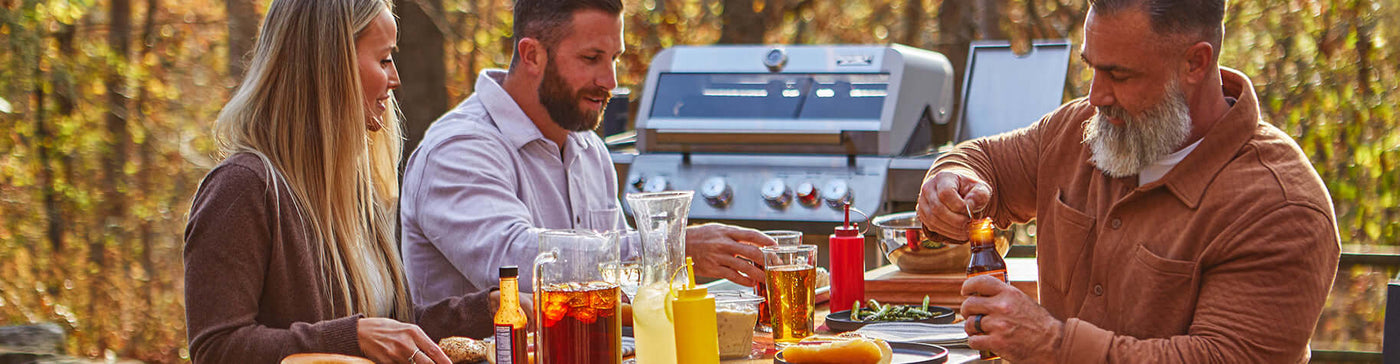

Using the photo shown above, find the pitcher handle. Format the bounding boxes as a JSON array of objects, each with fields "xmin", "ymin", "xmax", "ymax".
[{"xmin": 532, "ymin": 249, "xmax": 560, "ymax": 295}]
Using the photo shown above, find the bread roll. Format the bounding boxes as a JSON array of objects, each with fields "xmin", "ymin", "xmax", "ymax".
[
  {"xmin": 778, "ymin": 336, "xmax": 892, "ymax": 364},
  {"xmin": 280, "ymin": 353, "xmax": 374, "ymax": 364},
  {"xmin": 439, "ymin": 336, "xmax": 491, "ymax": 364}
]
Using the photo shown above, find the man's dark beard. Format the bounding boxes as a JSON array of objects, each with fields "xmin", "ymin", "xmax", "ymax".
[{"xmin": 538, "ymin": 58, "xmax": 610, "ymax": 132}]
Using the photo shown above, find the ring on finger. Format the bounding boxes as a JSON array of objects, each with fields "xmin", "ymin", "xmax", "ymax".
[
  {"xmin": 973, "ymin": 314, "xmax": 987, "ymax": 335},
  {"xmin": 408, "ymin": 348, "xmax": 423, "ymax": 364}
]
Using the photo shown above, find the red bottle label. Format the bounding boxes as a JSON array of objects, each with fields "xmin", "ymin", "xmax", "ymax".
[{"xmin": 969, "ymin": 269, "xmax": 1007, "ymax": 282}]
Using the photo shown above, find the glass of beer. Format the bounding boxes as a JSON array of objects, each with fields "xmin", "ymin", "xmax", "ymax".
[
  {"xmin": 761, "ymin": 244, "xmax": 817, "ymax": 347},
  {"xmin": 756, "ymin": 230, "xmax": 803, "ymax": 332}
]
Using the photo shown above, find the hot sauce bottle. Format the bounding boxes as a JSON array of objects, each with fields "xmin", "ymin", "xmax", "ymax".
[
  {"xmin": 494, "ymin": 266, "xmax": 528, "ymax": 364},
  {"xmin": 966, "ymin": 217, "xmax": 1005, "ymax": 360}
]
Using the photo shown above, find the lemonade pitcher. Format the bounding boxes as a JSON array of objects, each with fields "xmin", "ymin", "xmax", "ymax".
[
  {"xmin": 626, "ymin": 191, "xmax": 693, "ymax": 364},
  {"xmin": 532, "ymin": 229, "xmax": 622, "ymax": 364}
]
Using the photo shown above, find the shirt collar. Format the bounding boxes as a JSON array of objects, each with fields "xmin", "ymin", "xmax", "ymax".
[
  {"xmin": 474, "ymin": 69, "xmax": 594, "ymax": 153},
  {"xmin": 1156, "ymin": 67, "xmax": 1262, "ymax": 208},
  {"xmin": 475, "ymin": 69, "xmax": 547, "ymax": 151}
]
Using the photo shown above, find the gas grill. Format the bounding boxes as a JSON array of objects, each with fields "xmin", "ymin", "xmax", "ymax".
[{"xmin": 612, "ymin": 42, "xmax": 1072, "ymax": 239}]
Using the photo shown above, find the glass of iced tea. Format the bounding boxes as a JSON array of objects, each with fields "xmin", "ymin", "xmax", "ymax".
[
  {"xmin": 761, "ymin": 244, "xmax": 817, "ymax": 347},
  {"xmin": 533, "ymin": 229, "xmax": 622, "ymax": 364},
  {"xmin": 755, "ymin": 230, "xmax": 803, "ymax": 332}
]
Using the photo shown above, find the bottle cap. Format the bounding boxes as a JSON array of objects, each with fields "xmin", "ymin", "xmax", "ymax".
[
  {"xmin": 676, "ymin": 257, "xmax": 709, "ymax": 299},
  {"xmin": 500, "ymin": 266, "xmax": 518, "ymax": 278},
  {"xmin": 834, "ymin": 202, "xmax": 860, "ymax": 237}
]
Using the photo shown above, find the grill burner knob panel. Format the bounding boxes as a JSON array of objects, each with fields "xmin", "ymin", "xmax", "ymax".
[
  {"xmin": 796, "ymin": 182, "xmax": 820, "ymax": 207},
  {"xmin": 761, "ymin": 178, "xmax": 794, "ymax": 209},
  {"xmin": 822, "ymin": 180, "xmax": 853, "ymax": 209},
  {"xmin": 642, "ymin": 176, "xmax": 671, "ymax": 193},
  {"xmin": 700, "ymin": 177, "xmax": 734, "ymax": 207}
]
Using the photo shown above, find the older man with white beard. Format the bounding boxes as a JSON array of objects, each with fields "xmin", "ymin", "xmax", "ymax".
[{"xmin": 915, "ymin": 0, "xmax": 1339, "ymax": 363}]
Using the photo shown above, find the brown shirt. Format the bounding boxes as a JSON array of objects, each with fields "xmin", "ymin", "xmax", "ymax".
[
  {"xmin": 184, "ymin": 153, "xmax": 495, "ymax": 363},
  {"xmin": 932, "ymin": 68, "xmax": 1340, "ymax": 363}
]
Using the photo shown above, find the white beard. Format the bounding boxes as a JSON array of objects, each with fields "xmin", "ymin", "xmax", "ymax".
[{"xmin": 1082, "ymin": 81, "xmax": 1192, "ymax": 178}]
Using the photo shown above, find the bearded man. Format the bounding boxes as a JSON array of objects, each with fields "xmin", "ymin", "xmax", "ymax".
[
  {"xmin": 916, "ymin": 0, "xmax": 1339, "ymax": 362},
  {"xmin": 399, "ymin": 0, "xmax": 774, "ymax": 307}
]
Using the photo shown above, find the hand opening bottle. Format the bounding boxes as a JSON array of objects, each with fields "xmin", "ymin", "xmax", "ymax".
[{"xmin": 966, "ymin": 217, "xmax": 1006, "ymax": 360}]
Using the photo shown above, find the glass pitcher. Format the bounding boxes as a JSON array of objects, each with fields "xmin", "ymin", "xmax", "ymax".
[
  {"xmin": 626, "ymin": 191, "xmax": 693, "ymax": 364},
  {"xmin": 532, "ymin": 229, "xmax": 622, "ymax": 364}
]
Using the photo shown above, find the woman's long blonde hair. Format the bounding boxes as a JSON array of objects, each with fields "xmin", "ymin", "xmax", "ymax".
[{"xmin": 214, "ymin": 0, "xmax": 411, "ymax": 321}]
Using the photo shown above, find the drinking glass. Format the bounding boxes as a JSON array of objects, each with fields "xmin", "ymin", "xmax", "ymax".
[
  {"xmin": 599, "ymin": 258, "xmax": 642, "ymax": 302},
  {"xmin": 756, "ymin": 230, "xmax": 803, "ymax": 331},
  {"xmin": 761, "ymin": 244, "xmax": 817, "ymax": 347}
]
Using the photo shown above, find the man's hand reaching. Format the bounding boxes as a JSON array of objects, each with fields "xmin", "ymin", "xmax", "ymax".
[{"xmin": 684, "ymin": 223, "xmax": 776, "ymax": 286}]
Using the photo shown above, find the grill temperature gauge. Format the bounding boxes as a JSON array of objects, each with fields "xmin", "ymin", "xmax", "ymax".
[
  {"xmin": 700, "ymin": 177, "xmax": 733, "ymax": 207},
  {"xmin": 761, "ymin": 178, "xmax": 793, "ymax": 209},
  {"xmin": 642, "ymin": 176, "xmax": 670, "ymax": 193},
  {"xmin": 822, "ymin": 180, "xmax": 853, "ymax": 208}
]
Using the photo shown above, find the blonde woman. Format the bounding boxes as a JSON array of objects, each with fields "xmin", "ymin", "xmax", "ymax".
[{"xmin": 184, "ymin": 0, "xmax": 492, "ymax": 362}]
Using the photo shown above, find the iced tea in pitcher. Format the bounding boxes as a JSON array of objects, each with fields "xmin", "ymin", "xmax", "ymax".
[{"xmin": 537, "ymin": 281, "xmax": 622, "ymax": 364}]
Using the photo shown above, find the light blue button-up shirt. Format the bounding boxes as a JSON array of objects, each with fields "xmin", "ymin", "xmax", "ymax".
[{"xmin": 400, "ymin": 69, "xmax": 635, "ymax": 305}]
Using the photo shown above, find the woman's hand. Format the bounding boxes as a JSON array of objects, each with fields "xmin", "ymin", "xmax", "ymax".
[{"xmin": 357, "ymin": 317, "xmax": 453, "ymax": 364}]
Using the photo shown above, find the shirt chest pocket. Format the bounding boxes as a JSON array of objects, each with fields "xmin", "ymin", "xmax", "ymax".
[
  {"xmin": 583, "ymin": 205, "xmax": 623, "ymax": 232},
  {"xmin": 1113, "ymin": 244, "xmax": 1198, "ymax": 338},
  {"xmin": 1039, "ymin": 188, "xmax": 1095, "ymax": 295}
]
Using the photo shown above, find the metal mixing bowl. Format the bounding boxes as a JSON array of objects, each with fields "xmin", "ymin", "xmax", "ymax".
[{"xmin": 870, "ymin": 211, "xmax": 1008, "ymax": 274}]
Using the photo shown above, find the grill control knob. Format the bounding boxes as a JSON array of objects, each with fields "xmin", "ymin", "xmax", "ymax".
[
  {"xmin": 761, "ymin": 178, "xmax": 793, "ymax": 209},
  {"xmin": 700, "ymin": 177, "xmax": 733, "ymax": 207},
  {"xmin": 642, "ymin": 176, "xmax": 670, "ymax": 193},
  {"xmin": 627, "ymin": 174, "xmax": 645, "ymax": 191},
  {"xmin": 822, "ymin": 180, "xmax": 852, "ymax": 208},
  {"xmin": 796, "ymin": 182, "xmax": 820, "ymax": 207}
]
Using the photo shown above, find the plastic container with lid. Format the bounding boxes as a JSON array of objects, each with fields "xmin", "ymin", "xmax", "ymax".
[{"xmin": 711, "ymin": 290, "xmax": 766, "ymax": 359}]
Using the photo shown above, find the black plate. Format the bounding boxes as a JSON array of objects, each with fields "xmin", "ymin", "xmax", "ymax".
[
  {"xmin": 774, "ymin": 341, "xmax": 949, "ymax": 364},
  {"xmin": 824, "ymin": 306, "xmax": 955, "ymax": 332}
]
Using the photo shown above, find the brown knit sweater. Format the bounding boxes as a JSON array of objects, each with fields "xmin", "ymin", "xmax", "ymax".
[{"xmin": 184, "ymin": 153, "xmax": 494, "ymax": 363}]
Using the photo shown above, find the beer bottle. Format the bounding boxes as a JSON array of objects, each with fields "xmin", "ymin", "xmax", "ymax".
[
  {"xmin": 966, "ymin": 217, "xmax": 1005, "ymax": 360},
  {"xmin": 494, "ymin": 266, "xmax": 528, "ymax": 364}
]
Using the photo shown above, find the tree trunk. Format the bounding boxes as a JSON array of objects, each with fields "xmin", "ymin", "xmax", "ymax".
[
  {"xmin": 96, "ymin": 0, "xmax": 133, "ymax": 351},
  {"xmin": 134, "ymin": 0, "xmax": 162, "ymax": 350},
  {"xmin": 976, "ymin": 0, "xmax": 1007, "ymax": 41},
  {"xmin": 35, "ymin": 40, "xmax": 60, "ymax": 255},
  {"xmin": 719, "ymin": 0, "xmax": 767, "ymax": 44},
  {"xmin": 1354, "ymin": 0, "xmax": 1373, "ymax": 97},
  {"xmin": 43, "ymin": 23, "xmax": 78, "ymax": 256},
  {"xmin": 226, "ymin": 0, "xmax": 259, "ymax": 82},
  {"xmin": 901, "ymin": 0, "xmax": 925, "ymax": 46},
  {"xmin": 33, "ymin": 40, "xmax": 51, "ymax": 257},
  {"xmin": 394, "ymin": 0, "xmax": 449, "ymax": 165},
  {"xmin": 937, "ymin": 0, "xmax": 976, "ymax": 118}
]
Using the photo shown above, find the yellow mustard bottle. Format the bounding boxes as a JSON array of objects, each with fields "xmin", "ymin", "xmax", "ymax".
[{"xmin": 672, "ymin": 257, "xmax": 720, "ymax": 364}]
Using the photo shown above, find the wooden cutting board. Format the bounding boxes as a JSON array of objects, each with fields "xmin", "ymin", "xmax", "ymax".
[{"xmin": 860, "ymin": 257, "xmax": 1039, "ymax": 312}]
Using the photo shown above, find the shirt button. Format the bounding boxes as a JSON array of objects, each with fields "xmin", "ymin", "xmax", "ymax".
[
  {"xmin": 1111, "ymin": 218, "xmax": 1122, "ymax": 230},
  {"xmin": 1093, "ymin": 284, "xmax": 1104, "ymax": 296}
]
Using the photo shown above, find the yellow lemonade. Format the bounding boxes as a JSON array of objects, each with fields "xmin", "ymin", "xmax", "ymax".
[{"xmin": 632, "ymin": 282, "xmax": 677, "ymax": 363}]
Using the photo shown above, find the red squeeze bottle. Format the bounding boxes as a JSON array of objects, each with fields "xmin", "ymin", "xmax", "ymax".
[{"xmin": 829, "ymin": 203, "xmax": 865, "ymax": 313}]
